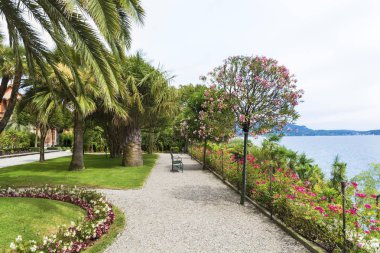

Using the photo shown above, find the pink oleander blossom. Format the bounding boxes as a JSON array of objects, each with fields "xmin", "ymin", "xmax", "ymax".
[{"xmin": 355, "ymin": 193, "xmax": 367, "ymax": 198}]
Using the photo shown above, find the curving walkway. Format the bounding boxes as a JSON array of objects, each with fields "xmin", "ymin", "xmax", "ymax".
[
  {"xmin": 0, "ymin": 151, "xmax": 71, "ymax": 168},
  {"xmin": 101, "ymin": 153, "xmax": 308, "ymax": 253}
]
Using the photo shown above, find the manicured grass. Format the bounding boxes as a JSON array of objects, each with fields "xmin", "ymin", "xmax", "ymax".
[
  {"xmin": 0, "ymin": 154, "xmax": 158, "ymax": 189},
  {"xmin": 0, "ymin": 198, "xmax": 85, "ymax": 250},
  {"xmin": 84, "ymin": 207, "xmax": 125, "ymax": 253}
]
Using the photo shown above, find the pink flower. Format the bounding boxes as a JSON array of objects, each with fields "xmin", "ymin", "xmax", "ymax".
[
  {"xmin": 286, "ymin": 194, "xmax": 295, "ymax": 200},
  {"xmin": 354, "ymin": 221, "xmax": 361, "ymax": 228},
  {"xmin": 351, "ymin": 182, "xmax": 358, "ymax": 188},
  {"xmin": 239, "ymin": 114, "xmax": 246, "ymax": 123},
  {"xmin": 355, "ymin": 193, "xmax": 367, "ymax": 198},
  {"xmin": 314, "ymin": 206, "xmax": 325, "ymax": 214},
  {"xmin": 371, "ymin": 194, "xmax": 377, "ymax": 199},
  {"xmin": 328, "ymin": 204, "xmax": 340, "ymax": 213},
  {"xmin": 364, "ymin": 230, "xmax": 370, "ymax": 234},
  {"xmin": 295, "ymin": 186, "xmax": 306, "ymax": 194},
  {"xmin": 347, "ymin": 208, "xmax": 357, "ymax": 215},
  {"xmin": 291, "ymin": 173, "xmax": 299, "ymax": 180},
  {"xmin": 365, "ymin": 204, "xmax": 372, "ymax": 209}
]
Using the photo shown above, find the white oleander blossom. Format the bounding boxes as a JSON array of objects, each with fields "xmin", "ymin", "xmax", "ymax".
[{"xmin": 10, "ymin": 242, "xmax": 16, "ymax": 250}]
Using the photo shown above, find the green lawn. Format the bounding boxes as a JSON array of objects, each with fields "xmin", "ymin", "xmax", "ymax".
[
  {"xmin": 0, "ymin": 198, "xmax": 85, "ymax": 250},
  {"xmin": 0, "ymin": 154, "xmax": 158, "ymax": 189}
]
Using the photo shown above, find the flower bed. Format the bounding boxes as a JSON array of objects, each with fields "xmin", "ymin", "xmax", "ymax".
[
  {"xmin": 0, "ymin": 186, "xmax": 115, "ymax": 253},
  {"xmin": 190, "ymin": 143, "xmax": 380, "ymax": 252}
]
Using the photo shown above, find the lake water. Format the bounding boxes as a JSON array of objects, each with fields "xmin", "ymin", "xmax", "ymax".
[{"xmin": 250, "ymin": 135, "xmax": 380, "ymax": 180}]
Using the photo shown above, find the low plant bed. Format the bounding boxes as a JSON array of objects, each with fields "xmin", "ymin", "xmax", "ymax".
[
  {"xmin": 0, "ymin": 186, "xmax": 118, "ymax": 253},
  {"xmin": 190, "ymin": 144, "xmax": 379, "ymax": 252}
]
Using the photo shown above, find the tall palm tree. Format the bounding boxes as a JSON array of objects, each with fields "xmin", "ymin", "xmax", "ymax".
[
  {"xmin": 111, "ymin": 54, "xmax": 175, "ymax": 166},
  {"xmin": 0, "ymin": 0, "xmax": 144, "ymax": 133}
]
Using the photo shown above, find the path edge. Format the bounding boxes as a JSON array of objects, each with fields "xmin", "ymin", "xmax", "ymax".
[{"xmin": 191, "ymin": 156, "xmax": 327, "ymax": 253}]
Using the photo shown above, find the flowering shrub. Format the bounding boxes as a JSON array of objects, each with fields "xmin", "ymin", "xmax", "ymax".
[
  {"xmin": 190, "ymin": 143, "xmax": 380, "ymax": 252},
  {"xmin": 0, "ymin": 186, "xmax": 115, "ymax": 253}
]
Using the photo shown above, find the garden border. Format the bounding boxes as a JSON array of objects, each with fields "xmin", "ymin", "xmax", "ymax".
[
  {"xmin": 0, "ymin": 186, "xmax": 116, "ymax": 253},
  {"xmin": 191, "ymin": 155, "xmax": 327, "ymax": 253}
]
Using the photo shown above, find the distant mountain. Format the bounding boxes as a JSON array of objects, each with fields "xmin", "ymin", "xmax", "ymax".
[{"xmin": 281, "ymin": 124, "xmax": 380, "ymax": 136}]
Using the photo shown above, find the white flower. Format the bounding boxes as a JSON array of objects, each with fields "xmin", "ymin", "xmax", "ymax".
[
  {"xmin": 30, "ymin": 245, "xmax": 37, "ymax": 252},
  {"xmin": 15, "ymin": 235, "xmax": 22, "ymax": 242},
  {"xmin": 9, "ymin": 242, "xmax": 16, "ymax": 250}
]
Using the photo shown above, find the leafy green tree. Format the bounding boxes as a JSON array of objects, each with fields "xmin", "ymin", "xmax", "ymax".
[
  {"xmin": 352, "ymin": 164, "xmax": 380, "ymax": 194},
  {"xmin": 330, "ymin": 155, "xmax": 347, "ymax": 191},
  {"xmin": 119, "ymin": 55, "xmax": 175, "ymax": 166},
  {"xmin": 0, "ymin": 0, "xmax": 144, "ymax": 133},
  {"xmin": 204, "ymin": 55, "xmax": 303, "ymax": 204},
  {"xmin": 180, "ymin": 86, "xmax": 235, "ymax": 169},
  {"xmin": 16, "ymin": 84, "xmax": 70, "ymax": 162}
]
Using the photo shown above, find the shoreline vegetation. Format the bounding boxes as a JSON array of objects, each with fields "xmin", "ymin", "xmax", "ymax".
[{"xmin": 189, "ymin": 139, "xmax": 380, "ymax": 252}]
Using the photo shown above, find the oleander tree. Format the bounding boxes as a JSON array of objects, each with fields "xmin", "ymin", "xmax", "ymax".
[
  {"xmin": 181, "ymin": 86, "xmax": 235, "ymax": 168},
  {"xmin": 203, "ymin": 55, "xmax": 303, "ymax": 204}
]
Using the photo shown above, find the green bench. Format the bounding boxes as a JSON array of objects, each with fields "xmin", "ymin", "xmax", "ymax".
[{"xmin": 170, "ymin": 152, "xmax": 183, "ymax": 172}]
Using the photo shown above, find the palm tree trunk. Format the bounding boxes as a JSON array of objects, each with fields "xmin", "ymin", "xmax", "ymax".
[
  {"xmin": 39, "ymin": 125, "xmax": 48, "ymax": 162},
  {"xmin": 0, "ymin": 61, "xmax": 22, "ymax": 134},
  {"xmin": 34, "ymin": 127, "xmax": 38, "ymax": 148},
  {"xmin": 122, "ymin": 123, "xmax": 143, "ymax": 167},
  {"xmin": 106, "ymin": 124, "xmax": 123, "ymax": 158},
  {"xmin": 69, "ymin": 111, "xmax": 85, "ymax": 170}
]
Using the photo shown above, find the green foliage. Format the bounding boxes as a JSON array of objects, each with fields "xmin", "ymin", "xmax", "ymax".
[
  {"xmin": 330, "ymin": 155, "xmax": 347, "ymax": 191},
  {"xmin": 60, "ymin": 131, "xmax": 73, "ymax": 147},
  {"xmin": 190, "ymin": 141, "xmax": 376, "ymax": 252},
  {"xmin": 84, "ymin": 126, "xmax": 107, "ymax": 152},
  {"xmin": 0, "ymin": 129, "xmax": 32, "ymax": 150},
  {"xmin": 352, "ymin": 163, "xmax": 380, "ymax": 194},
  {"xmin": 180, "ymin": 86, "xmax": 235, "ymax": 142}
]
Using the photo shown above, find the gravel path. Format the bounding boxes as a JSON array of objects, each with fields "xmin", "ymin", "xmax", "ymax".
[
  {"xmin": 0, "ymin": 151, "xmax": 71, "ymax": 168},
  {"xmin": 101, "ymin": 153, "xmax": 308, "ymax": 253}
]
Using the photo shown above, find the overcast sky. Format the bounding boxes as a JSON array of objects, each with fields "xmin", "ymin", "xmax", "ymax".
[{"xmin": 129, "ymin": 0, "xmax": 380, "ymax": 131}]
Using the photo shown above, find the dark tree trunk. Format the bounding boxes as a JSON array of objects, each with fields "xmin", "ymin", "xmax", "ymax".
[
  {"xmin": 203, "ymin": 139, "xmax": 207, "ymax": 170},
  {"xmin": 0, "ymin": 62, "xmax": 22, "ymax": 134},
  {"xmin": 34, "ymin": 127, "xmax": 38, "ymax": 148},
  {"xmin": 0, "ymin": 75, "xmax": 10, "ymax": 99},
  {"xmin": 146, "ymin": 130, "xmax": 155, "ymax": 154},
  {"xmin": 69, "ymin": 111, "xmax": 85, "ymax": 170},
  {"xmin": 122, "ymin": 123, "xmax": 143, "ymax": 167},
  {"xmin": 39, "ymin": 125, "xmax": 48, "ymax": 162},
  {"xmin": 105, "ymin": 124, "xmax": 124, "ymax": 158}
]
